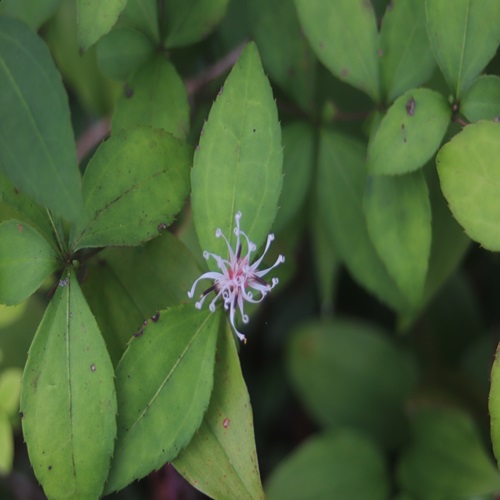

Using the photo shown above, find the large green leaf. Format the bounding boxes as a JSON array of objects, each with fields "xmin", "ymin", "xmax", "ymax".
[
  {"xmin": 317, "ymin": 129, "xmax": 410, "ymax": 313},
  {"xmin": 288, "ymin": 319, "xmax": 417, "ymax": 448},
  {"xmin": 364, "ymin": 171, "xmax": 431, "ymax": 308},
  {"xmin": 266, "ymin": 430, "xmax": 390, "ymax": 500},
  {"xmin": 248, "ymin": 0, "xmax": 317, "ymax": 113},
  {"xmin": 0, "ymin": 220, "xmax": 59, "ymax": 305},
  {"xmin": 398, "ymin": 408, "xmax": 500, "ymax": 497},
  {"xmin": 71, "ymin": 127, "xmax": 191, "ymax": 250},
  {"xmin": 425, "ymin": 0, "xmax": 500, "ymax": 97},
  {"xmin": 273, "ymin": 122, "xmax": 315, "ymax": 233},
  {"xmin": 112, "ymin": 55, "xmax": 189, "ymax": 139},
  {"xmin": 163, "ymin": 0, "xmax": 230, "ymax": 48},
  {"xmin": 105, "ymin": 305, "xmax": 221, "ymax": 493},
  {"xmin": 294, "ymin": 0, "xmax": 380, "ymax": 101},
  {"xmin": 20, "ymin": 268, "xmax": 117, "ymax": 499},
  {"xmin": 461, "ymin": 75, "xmax": 500, "ymax": 122},
  {"xmin": 173, "ymin": 323, "xmax": 264, "ymax": 499},
  {"xmin": 437, "ymin": 121, "xmax": 500, "ymax": 250},
  {"xmin": 76, "ymin": 0, "xmax": 127, "ymax": 50},
  {"xmin": 96, "ymin": 27, "xmax": 155, "ymax": 81},
  {"xmin": 0, "ymin": 17, "xmax": 83, "ymax": 221},
  {"xmin": 379, "ymin": 0, "xmax": 435, "ymax": 102},
  {"xmin": 191, "ymin": 42, "xmax": 283, "ymax": 260},
  {"xmin": 0, "ymin": 0, "xmax": 61, "ymax": 29},
  {"xmin": 367, "ymin": 88, "xmax": 450, "ymax": 175}
]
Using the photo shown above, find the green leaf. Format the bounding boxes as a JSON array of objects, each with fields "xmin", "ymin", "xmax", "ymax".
[
  {"xmin": 437, "ymin": 121, "xmax": 500, "ymax": 250},
  {"xmin": 364, "ymin": 171, "xmax": 432, "ymax": 308},
  {"xmin": 294, "ymin": 0, "xmax": 380, "ymax": 101},
  {"xmin": 173, "ymin": 323, "xmax": 265, "ymax": 500},
  {"xmin": 367, "ymin": 88, "xmax": 450, "ymax": 175},
  {"xmin": 0, "ymin": 17, "xmax": 83, "ymax": 221},
  {"xmin": 76, "ymin": 0, "xmax": 127, "ymax": 50},
  {"xmin": 266, "ymin": 430, "xmax": 390, "ymax": 500},
  {"xmin": 104, "ymin": 231, "xmax": 202, "ymax": 317},
  {"xmin": 0, "ymin": 0, "xmax": 61, "ymax": 29},
  {"xmin": 0, "ymin": 220, "xmax": 59, "ymax": 305},
  {"xmin": 0, "ymin": 172, "xmax": 55, "ymax": 245},
  {"xmin": 248, "ymin": 0, "xmax": 317, "ymax": 113},
  {"xmin": 0, "ymin": 368, "xmax": 22, "ymax": 416},
  {"xmin": 273, "ymin": 122, "xmax": 315, "ymax": 233},
  {"xmin": 461, "ymin": 75, "xmax": 500, "ymax": 122},
  {"xmin": 380, "ymin": 0, "xmax": 435, "ymax": 102},
  {"xmin": 112, "ymin": 55, "xmax": 189, "ymax": 139},
  {"xmin": 163, "ymin": 0, "xmax": 230, "ymax": 48},
  {"xmin": 20, "ymin": 268, "xmax": 117, "ymax": 499},
  {"xmin": 96, "ymin": 27, "xmax": 155, "ymax": 81},
  {"xmin": 121, "ymin": 0, "xmax": 159, "ymax": 41},
  {"xmin": 0, "ymin": 412, "xmax": 13, "ymax": 474},
  {"xmin": 425, "ymin": 0, "xmax": 500, "ymax": 97},
  {"xmin": 105, "ymin": 305, "xmax": 221, "ymax": 493},
  {"xmin": 191, "ymin": 42, "xmax": 283, "ymax": 261},
  {"xmin": 288, "ymin": 319, "xmax": 417, "ymax": 448},
  {"xmin": 398, "ymin": 408, "xmax": 500, "ymax": 497},
  {"xmin": 317, "ymin": 129, "xmax": 410, "ymax": 313},
  {"xmin": 71, "ymin": 127, "xmax": 191, "ymax": 250}
]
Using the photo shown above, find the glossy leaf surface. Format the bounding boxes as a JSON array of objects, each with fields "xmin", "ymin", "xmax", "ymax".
[
  {"xmin": 425, "ymin": 0, "xmax": 500, "ymax": 97},
  {"xmin": 0, "ymin": 17, "xmax": 83, "ymax": 221},
  {"xmin": 20, "ymin": 268, "xmax": 117, "ymax": 499},
  {"xmin": 367, "ymin": 88, "xmax": 450, "ymax": 175},
  {"xmin": 294, "ymin": 0, "xmax": 380, "ymax": 101},
  {"xmin": 266, "ymin": 430, "xmax": 390, "ymax": 499},
  {"xmin": 0, "ymin": 220, "xmax": 59, "ymax": 305},
  {"xmin": 191, "ymin": 42, "xmax": 283, "ymax": 262},
  {"xmin": 364, "ymin": 171, "xmax": 431, "ymax": 307},
  {"xmin": 105, "ymin": 305, "xmax": 220, "ymax": 493},
  {"xmin": 71, "ymin": 127, "xmax": 191, "ymax": 250},
  {"xmin": 174, "ymin": 324, "xmax": 264, "ymax": 499},
  {"xmin": 437, "ymin": 121, "xmax": 500, "ymax": 250}
]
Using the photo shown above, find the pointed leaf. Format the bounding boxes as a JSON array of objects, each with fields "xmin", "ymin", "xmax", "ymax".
[
  {"xmin": 191, "ymin": 42, "xmax": 283, "ymax": 260},
  {"xmin": 266, "ymin": 430, "xmax": 390, "ymax": 500},
  {"xmin": 398, "ymin": 408, "xmax": 500, "ymax": 497},
  {"xmin": 20, "ymin": 268, "xmax": 117, "ymax": 499},
  {"xmin": 173, "ymin": 323, "xmax": 264, "ymax": 499},
  {"xmin": 380, "ymin": 0, "xmax": 435, "ymax": 102},
  {"xmin": 112, "ymin": 55, "xmax": 189, "ymax": 139},
  {"xmin": 317, "ymin": 129, "xmax": 410, "ymax": 312},
  {"xmin": 0, "ymin": 220, "xmax": 59, "ymax": 305},
  {"xmin": 294, "ymin": 0, "xmax": 380, "ymax": 101},
  {"xmin": 437, "ymin": 121, "xmax": 500, "ymax": 250},
  {"xmin": 248, "ymin": 0, "xmax": 317, "ymax": 113},
  {"xmin": 364, "ymin": 171, "xmax": 431, "ymax": 307},
  {"xmin": 163, "ymin": 0, "xmax": 230, "ymax": 48},
  {"xmin": 76, "ymin": 0, "xmax": 127, "ymax": 50},
  {"xmin": 461, "ymin": 75, "xmax": 500, "ymax": 122},
  {"xmin": 71, "ymin": 127, "xmax": 191, "ymax": 250},
  {"xmin": 0, "ymin": 17, "xmax": 83, "ymax": 220},
  {"xmin": 288, "ymin": 319, "xmax": 417, "ymax": 448},
  {"xmin": 105, "ymin": 305, "xmax": 221, "ymax": 493},
  {"xmin": 425, "ymin": 0, "xmax": 500, "ymax": 97},
  {"xmin": 121, "ymin": 0, "xmax": 160, "ymax": 41},
  {"xmin": 368, "ymin": 88, "xmax": 450, "ymax": 175}
]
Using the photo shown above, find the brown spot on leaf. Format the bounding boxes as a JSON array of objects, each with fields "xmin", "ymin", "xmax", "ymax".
[
  {"xmin": 223, "ymin": 418, "xmax": 230, "ymax": 429},
  {"xmin": 151, "ymin": 312, "xmax": 160, "ymax": 322},
  {"xmin": 341, "ymin": 68, "xmax": 349, "ymax": 77},
  {"xmin": 406, "ymin": 97, "xmax": 416, "ymax": 116},
  {"xmin": 124, "ymin": 84, "xmax": 134, "ymax": 98},
  {"xmin": 90, "ymin": 364, "xmax": 96, "ymax": 372},
  {"xmin": 158, "ymin": 223, "xmax": 167, "ymax": 233},
  {"xmin": 17, "ymin": 224, "xmax": 23, "ymax": 232}
]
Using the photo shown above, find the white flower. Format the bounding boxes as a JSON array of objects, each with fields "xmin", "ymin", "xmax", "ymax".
[{"xmin": 187, "ymin": 211, "xmax": 285, "ymax": 343}]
